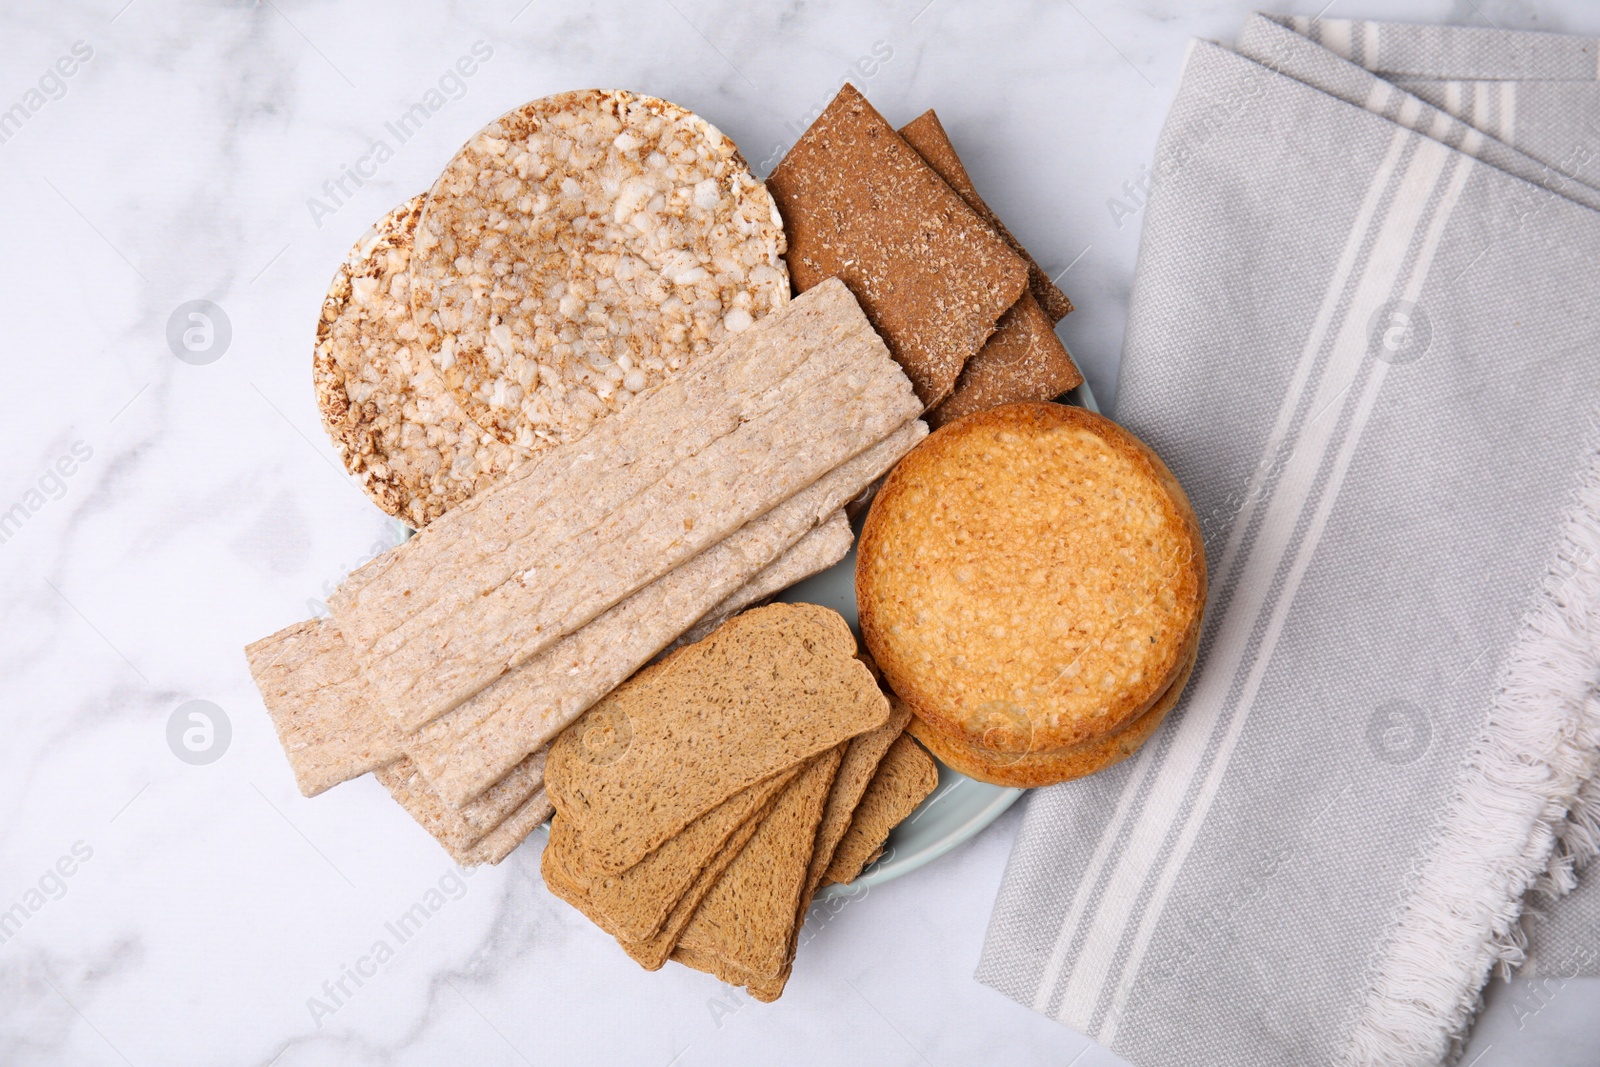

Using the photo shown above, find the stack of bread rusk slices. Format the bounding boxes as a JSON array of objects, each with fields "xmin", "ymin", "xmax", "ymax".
[{"xmin": 857, "ymin": 402, "xmax": 1207, "ymax": 789}]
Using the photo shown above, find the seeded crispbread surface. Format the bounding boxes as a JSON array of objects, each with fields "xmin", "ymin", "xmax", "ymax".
[
  {"xmin": 548, "ymin": 766, "xmax": 800, "ymax": 941},
  {"xmin": 858, "ymin": 402, "xmax": 1206, "ymax": 753},
  {"xmin": 244, "ymin": 618, "xmax": 403, "ymax": 796},
  {"xmin": 545, "ymin": 602, "xmax": 890, "ymax": 873},
  {"xmin": 329, "ymin": 278, "xmax": 922, "ymax": 729},
  {"xmin": 314, "ymin": 196, "xmax": 520, "ymax": 528},
  {"xmin": 823, "ymin": 733, "xmax": 939, "ymax": 885},
  {"xmin": 402, "ymin": 422, "xmax": 922, "ymax": 808},
  {"xmin": 897, "ymin": 109, "xmax": 1074, "ymax": 323},
  {"xmin": 673, "ymin": 746, "xmax": 843, "ymax": 980},
  {"xmin": 411, "ymin": 89, "xmax": 789, "ymax": 448},
  {"xmin": 766, "ymin": 83, "xmax": 1027, "ymax": 409},
  {"xmin": 907, "ymin": 638, "xmax": 1197, "ymax": 788},
  {"xmin": 375, "ymin": 749, "xmax": 545, "ymax": 853},
  {"xmin": 926, "ymin": 292, "xmax": 1083, "ymax": 429}
]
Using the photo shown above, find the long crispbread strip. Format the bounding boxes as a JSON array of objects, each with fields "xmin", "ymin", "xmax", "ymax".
[
  {"xmin": 329, "ymin": 279, "xmax": 921, "ymax": 728},
  {"xmin": 405, "ymin": 425, "xmax": 921, "ymax": 809},
  {"xmin": 375, "ymin": 750, "xmax": 546, "ymax": 853},
  {"xmin": 453, "ymin": 788, "xmax": 553, "ymax": 866},
  {"xmin": 545, "ymin": 604, "xmax": 889, "ymax": 873},
  {"xmin": 665, "ymin": 510, "xmax": 852, "ymax": 653},
  {"xmin": 823, "ymin": 734, "xmax": 939, "ymax": 885},
  {"xmin": 672, "ymin": 747, "xmax": 844, "ymax": 981},
  {"xmin": 550, "ymin": 767, "xmax": 802, "ymax": 941},
  {"xmin": 244, "ymin": 618, "xmax": 405, "ymax": 797}
]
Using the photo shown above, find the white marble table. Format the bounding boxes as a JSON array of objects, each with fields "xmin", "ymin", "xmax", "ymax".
[{"xmin": 3, "ymin": 1, "xmax": 1596, "ymax": 1064}]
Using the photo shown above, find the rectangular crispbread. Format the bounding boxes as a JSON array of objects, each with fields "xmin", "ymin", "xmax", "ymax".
[
  {"xmin": 403, "ymin": 421, "xmax": 921, "ymax": 809},
  {"xmin": 672, "ymin": 746, "xmax": 844, "ymax": 981},
  {"xmin": 328, "ymin": 279, "xmax": 921, "ymax": 728},
  {"xmin": 549, "ymin": 765, "xmax": 802, "ymax": 941},
  {"xmin": 244, "ymin": 618, "xmax": 404, "ymax": 796},
  {"xmin": 897, "ymin": 108, "xmax": 1075, "ymax": 322},
  {"xmin": 545, "ymin": 603, "xmax": 890, "ymax": 873},
  {"xmin": 823, "ymin": 733, "xmax": 940, "ymax": 885},
  {"xmin": 374, "ymin": 750, "xmax": 546, "ymax": 853},
  {"xmin": 455, "ymin": 788, "xmax": 552, "ymax": 866},
  {"xmin": 666, "ymin": 509, "xmax": 852, "ymax": 653},
  {"xmin": 767, "ymin": 84, "xmax": 1028, "ymax": 408}
]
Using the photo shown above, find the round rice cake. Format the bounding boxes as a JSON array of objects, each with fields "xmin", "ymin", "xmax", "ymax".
[
  {"xmin": 314, "ymin": 196, "xmax": 520, "ymax": 528},
  {"xmin": 905, "ymin": 638, "xmax": 1197, "ymax": 789},
  {"xmin": 857, "ymin": 401, "xmax": 1206, "ymax": 754},
  {"xmin": 410, "ymin": 89, "xmax": 790, "ymax": 449}
]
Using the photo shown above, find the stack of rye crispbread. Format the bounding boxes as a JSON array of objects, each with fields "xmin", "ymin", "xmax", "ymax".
[{"xmin": 542, "ymin": 603, "xmax": 936, "ymax": 1001}]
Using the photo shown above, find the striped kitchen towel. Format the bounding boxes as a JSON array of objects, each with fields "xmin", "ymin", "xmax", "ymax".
[{"xmin": 978, "ymin": 15, "xmax": 1600, "ymax": 1067}]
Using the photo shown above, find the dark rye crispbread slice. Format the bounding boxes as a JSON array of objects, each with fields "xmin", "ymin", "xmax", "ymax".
[
  {"xmin": 545, "ymin": 602, "xmax": 890, "ymax": 873},
  {"xmin": 898, "ymin": 109, "xmax": 1074, "ymax": 323},
  {"xmin": 548, "ymin": 765, "xmax": 802, "ymax": 941},
  {"xmin": 823, "ymin": 733, "xmax": 939, "ymax": 885},
  {"xmin": 673, "ymin": 745, "xmax": 844, "ymax": 983},
  {"xmin": 244, "ymin": 618, "xmax": 404, "ymax": 797},
  {"xmin": 858, "ymin": 402, "xmax": 1206, "ymax": 754},
  {"xmin": 328, "ymin": 278, "xmax": 921, "ymax": 730},
  {"xmin": 906, "ymin": 638, "xmax": 1197, "ymax": 789},
  {"xmin": 767, "ymin": 83, "xmax": 1028, "ymax": 409},
  {"xmin": 925, "ymin": 293, "xmax": 1083, "ymax": 429}
]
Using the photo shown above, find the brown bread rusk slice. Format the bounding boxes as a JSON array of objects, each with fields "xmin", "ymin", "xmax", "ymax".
[
  {"xmin": 734, "ymin": 700, "xmax": 916, "ymax": 1000},
  {"xmin": 766, "ymin": 84, "xmax": 1028, "ymax": 409},
  {"xmin": 858, "ymin": 402, "xmax": 1206, "ymax": 754},
  {"xmin": 823, "ymin": 733, "xmax": 939, "ymax": 885},
  {"xmin": 546, "ymin": 603, "xmax": 890, "ymax": 873},
  {"xmin": 897, "ymin": 109, "xmax": 1074, "ymax": 323},
  {"xmin": 244, "ymin": 618, "xmax": 405, "ymax": 797},
  {"xmin": 907, "ymin": 640, "xmax": 1197, "ymax": 789},
  {"xmin": 925, "ymin": 293, "xmax": 1084, "ymax": 429},
  {"xmin": 542, "ymin": 775, "xmax": 785, "ymax": 971},
  {"xmin": 548, "ymin": 766, "xmax": 802, "ymax": 942},
  {"xmin": 673, "ymin": 746, "xmax": 845, "ymax": 982},
  {"xmin": 328, "ymin": 278, "xmax": 922, "ymax": 729}
]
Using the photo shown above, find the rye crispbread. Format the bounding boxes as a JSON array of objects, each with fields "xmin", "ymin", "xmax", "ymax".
[
  {"xmin": 926, "ymin": 293, "xmax": 1083, "ymax": 429},
  {"xmin": 667, "ymin": 509, "xmax": 852, "ymax": 652},
  {"xmin": 858, "ymin": 402, "xmax": 1206, "ymax": 753},
  {"xmin": 766, "ymin": 84, "xmax": 1028, "ymax": 408},
  {"xmin": 314, "ymin": 196, "xmax": 519, "ymax": 528},
  {"xmin": 411, "ymin": 90, "xmax": 789, "ymax": 447},
  {"xmin": 907, "ymin": 639, "xmax": 1197, "ymax": 788},
  {"xmin": 244, "ymin": 618, "xmax": 403, "ymax": 796},
  {"xmin": 545, "ymin": 603, "xmax": 890, "ymax": 873},
  {"xmin": 673, "ymin": 746, "xmax": 844, "ymax": 982},
  {"xmin": 548, "ymin": 766, "xmax": 801, "ymax": 941},
  {"xmin": 330, "ymin": 278, "xmax": 921, "ymax": 729},
  {"xmin": 455, "ymin": 788, "xmax": 552, "ymax": 866},
  {"xmin": 375, "ymin": 749, "xmax": 546, "ymax": 854},
  {"xmin": 823, "ymin": 733, "xmax": 939, "ymax": 885},
  {"xmin": 403, "ymin": 422, "xmax": 922, "ymax": 808},
  {"xmin": 897, "ymin": 110, "xmax": 1074, "ymax": 323}
]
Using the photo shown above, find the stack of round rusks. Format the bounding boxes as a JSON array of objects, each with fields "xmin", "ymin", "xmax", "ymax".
[{"xmin": 857, "ymin": 402, "xmax": 1206, "ymax": 788}]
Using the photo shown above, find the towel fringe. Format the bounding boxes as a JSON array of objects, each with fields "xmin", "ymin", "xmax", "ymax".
[{"xmin": 1342, "ymin": 416, "xmax": 1600, "ymax": 1066}]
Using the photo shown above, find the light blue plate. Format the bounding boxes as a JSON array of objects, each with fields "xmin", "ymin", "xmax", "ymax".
[{"xmin": 788, "ymin": 383, "xmax": 1099, "ymax": 895}]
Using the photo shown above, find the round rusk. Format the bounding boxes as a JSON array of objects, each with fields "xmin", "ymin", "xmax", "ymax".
[
  {"xmin": 858, "ymin": 401, "xmax": 1206, "ymax": 754},
  {"xmin": 314, "ymin": 196, "xmax": 520, "ymax": 528},
  {"xmin": 905, "ymin": 640, "xmax": 1197, "ymax": 789},
  {"xmin": 410, "ymin": 89, "xmax": 790, "ymax": 450}
]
